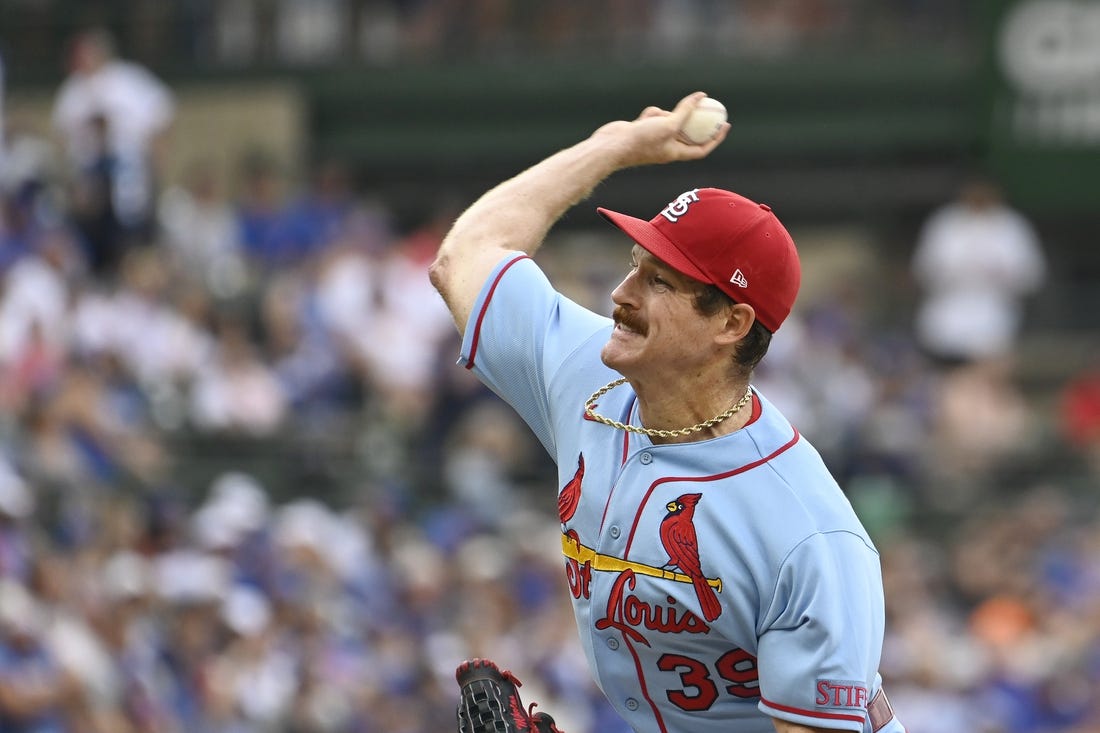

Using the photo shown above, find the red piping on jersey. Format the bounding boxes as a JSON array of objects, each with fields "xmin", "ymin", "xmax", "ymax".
[
  {"xmin": 759, "ymin": 696, "xmax": 866, "ymax": 724},
  {"xmin": 598, "ymin": 480, "xmax": 616, "ymax": 537},
  {"xmin": 623, "ymin": 633, "xmax": 671, "ymax": 733},
  {"xmin": 622, "ymin": 426, "xmax": 800, "ymax": 558},
  {"xmin": 596, "ymin": 396, "xmax": 637, "ymax": 536},
  {"xmin": 464, "ymin": 254, "xmax": 529, "ymax": 370},
  {"xmin": 620, "ymin": 399, "xmax": 633, "ymax": 465}
]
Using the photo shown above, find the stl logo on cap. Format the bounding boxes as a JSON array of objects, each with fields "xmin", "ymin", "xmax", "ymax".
[{"xmin": 659, "ymin": 189, "xmax": 701, "ymax": 223}]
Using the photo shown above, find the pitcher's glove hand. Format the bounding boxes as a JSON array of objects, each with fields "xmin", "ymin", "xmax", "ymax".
[{"xmin": 455, "ymin": 658, "xmax": 563, "ymax": 733}]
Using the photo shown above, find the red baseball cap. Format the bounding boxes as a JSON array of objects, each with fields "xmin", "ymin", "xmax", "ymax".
[{"xmin": 597, "ymin": 188, "xmax": 801, "ymax": 332}]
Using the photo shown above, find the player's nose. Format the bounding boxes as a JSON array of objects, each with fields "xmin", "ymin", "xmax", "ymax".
[{"xmin": 610, "ymin": 272, "xmax": 640, "ymax": 308}]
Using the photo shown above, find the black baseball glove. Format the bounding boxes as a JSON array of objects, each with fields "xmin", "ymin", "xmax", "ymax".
[{"xmin": 455, "ymin": 658, "xmax": 563, "ymax": 733}]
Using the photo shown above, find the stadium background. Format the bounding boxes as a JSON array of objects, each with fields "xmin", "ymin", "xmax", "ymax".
[{"xmin": 1, "ymin": 1, "xmax": 1099, "ymax": 731}]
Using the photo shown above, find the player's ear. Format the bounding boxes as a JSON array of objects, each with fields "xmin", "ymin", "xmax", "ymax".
[{"xmin": 714, "ymin": 303, "xmax": 756, "ymax": 347}]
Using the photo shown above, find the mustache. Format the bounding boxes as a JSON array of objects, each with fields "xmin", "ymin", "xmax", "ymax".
[{"xmin": 613, "ymin": 307, "xmax": 647, "ymax": 335}]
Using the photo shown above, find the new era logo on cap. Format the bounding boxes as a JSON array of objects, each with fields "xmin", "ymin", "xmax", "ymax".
[{"xmin": 596, "ymin": 188, "xmax": 801, "ymax": 332}]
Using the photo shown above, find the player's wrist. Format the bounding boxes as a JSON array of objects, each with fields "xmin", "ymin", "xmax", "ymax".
[
  {"xmin": 589, "ymin": 118, "xmax": 709, "ymax": 171},
  {"xmin": 586, "ymin": 121, "xmax": 658, "ymax": 171}
]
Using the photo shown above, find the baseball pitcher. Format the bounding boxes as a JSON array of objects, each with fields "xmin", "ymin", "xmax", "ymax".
[{"xmin": 434, "ymin": 92, "xmax": 904, "ymax": 733}]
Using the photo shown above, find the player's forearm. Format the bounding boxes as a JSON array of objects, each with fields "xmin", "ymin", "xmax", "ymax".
[
  {"xmin": 451, "ymin": 133, "xmax": 628, "ymax": 255},
  {"xmin": 430, "ymin": 133, "xmax": 631, "ymax": 329}
]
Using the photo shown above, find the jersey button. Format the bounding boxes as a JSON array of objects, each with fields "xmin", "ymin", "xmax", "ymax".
[
  {"xmin": 639, "ymin": 452, "xmax": 653, "ymax": 465},
  {"xmin": 609, "ymin": 526, "xmax": 621, "ymax": 539},
  {"xmin": 607, "ymin": 637, "xmax": 619, "ymax": 650},
  {"xmin": 625, "ymin": 698, "xmax": 639, "ymax": 711}
]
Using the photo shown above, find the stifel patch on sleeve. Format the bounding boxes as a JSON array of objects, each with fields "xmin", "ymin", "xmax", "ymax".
[{"xmin": 815, "ymin": 679, "xmax": 868, "ymax": 711}]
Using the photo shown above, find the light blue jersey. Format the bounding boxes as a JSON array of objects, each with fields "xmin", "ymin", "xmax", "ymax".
[{"xmin": 459, "ymin": 254, "xmax": 904, "ymax": 733}]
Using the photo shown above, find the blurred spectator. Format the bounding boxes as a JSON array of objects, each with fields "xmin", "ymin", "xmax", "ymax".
[
  {"xmin": 89, "ymin": 549, "xmax": 179, "ymax": 731},
  {"xmin": 208, "ymin": 583, "xmax": 296, "ymax": 727},
  {"xmin": 191, "ymin": 471, "xmax": 278, "ymax": 592},
  {"xmin": 1059, "ymin": 351, "xmax": 1100, "ymax": 476},
  {"xmin": 261, "ymin": 158, "xmax": 377, "ymax": 267},
  {"xmin": 0, "ymin": 579, "xmax": 83, "ymax": 732},
  {"xmin": 276, "ymin": 0, "xmax": 351, "ymax": 64},
  {"xmin": 31, "ymin": 550, "xmax": 117, "ymax": 729},
  {"xmin": 910, "ymin": 177, "xmax": 1046, "ymax": 367},
  {"xmin": 926, "ymin": 357, "xmax": 1033, "ymax": 492},
  {"xmin": 259, "ymin": 270, "xmax": 357, "ymax": 417},
  {"xmin": 66, "ymin": 112, "xmax": 127, "ymax": 277},
  {"xmin": 192, "ymin": 472, "xmax": 272, "ymax": 554},
  {"xmin": 211, "ymin": 0, "xmax": 264, "ymax": 65},
  {"xmin": 0, "ymin": 169, "xmax": 68, "ymax": 279},
  {"xmin": 51, "ymin": 27, "xmax": 175, "ymax": 268},
  {"xmin": 0, "ymin": 115, "xmax": 57, "ymax": 216},
  {"xmin": 313, "ymin": 230, "xmax": 381, "ymax": 361},
  {"xmin": 235, "ymin": 150, "xmax": 290, "ymax": 268},
  {"xmin": 0, "ymin": 228, "xmax": 80, "ymax": 383},
  {"xmin": 190, "ymin": 315, "xmax": 288, "ymax": 436},
  {"xmin": 0, "ymin": 47, "xmax": 5, "ymax": 161},
  {"xmin": 157, "ymin": 159, "xmax": 249, "ymax": 299},
  {"xmin": 69, "ymin": 250, "xmax": 214, "ymax": 389},
  {"xmin": 0, "ymin": 461, "xmax": 34, "ymax": 583},
  {"xmin": 22, "ymin": 360, "xmax": 168, "ymax": 491},
  {"xmin": 322, "ymin": 200, "xmax": 454, "ymax": 428},
  {"xmin": 440, "ymin": 401, "xmax": 537, "ymax": 531}
]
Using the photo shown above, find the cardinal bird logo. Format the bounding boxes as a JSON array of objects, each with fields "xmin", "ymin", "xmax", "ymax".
[
  {"xmin": 659, "ymin": 493, "xmax": 722, "ymax": 622},
  {"xmin": 558, "ymin": 454, "xmax": 584, "ymax": 524}
]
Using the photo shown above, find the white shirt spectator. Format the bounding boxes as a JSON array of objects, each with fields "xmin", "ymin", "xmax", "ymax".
[
  {"xmin": 0, "ymin": 249, "xmax": 70, "ymax": 366},
  {"xmin": 190, "ymin": 322, "xmax": 287, "ymax": 435},
  {"xmin": 69, "ymin": 284, "xmax": 214, "ymax": 385},
  {"xmin": 911, "ymin": 180, "xmax": 1046, "ymax": 362},
  {"xmin": 51, "ymin": 29, "xmax": 174, "ymax": 226},
  {"xmin": 367, "ymin": 244, "xmax": 454, "ymax": 391},
  {"xmin": 52, "ymin": 54, "xmax": 173, "ymax": 169},
  {"xmin": 157, "ymin": 163, "xmax": 248, "ymax": 298}
]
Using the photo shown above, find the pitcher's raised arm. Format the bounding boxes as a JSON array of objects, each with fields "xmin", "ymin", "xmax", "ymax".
[{"xmin": 428, "ymin": 91, "xmax": 728, "ymax": 334}]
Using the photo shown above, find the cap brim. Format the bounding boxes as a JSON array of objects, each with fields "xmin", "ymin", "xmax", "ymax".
[{"xmin": 597, "ymin": 208, "xmax": 711, "ymax": 284}]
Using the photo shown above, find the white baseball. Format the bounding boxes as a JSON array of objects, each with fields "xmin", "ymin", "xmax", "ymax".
[{"xmin": 679, "ymin": 97, "xmax": 727, "ymax": 145}]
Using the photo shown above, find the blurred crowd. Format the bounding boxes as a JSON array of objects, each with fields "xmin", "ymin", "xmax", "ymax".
[
  {"xmin": 2, "ymin": 0, "xmax": 973, "ymax": 73},
  {"xmin": 1, "ymin": 21, "xmax": 1100, "ymax": 733}
]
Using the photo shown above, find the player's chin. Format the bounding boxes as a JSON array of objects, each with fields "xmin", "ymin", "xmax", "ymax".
[{"xmin": 600, "ymin": 338, "xmax": 639, "ymax": 373}]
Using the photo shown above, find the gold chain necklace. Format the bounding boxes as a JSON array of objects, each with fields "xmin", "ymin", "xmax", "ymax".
[{"xmin": 583, "ymin": 378, "xmax": 753, "ymax": 439}]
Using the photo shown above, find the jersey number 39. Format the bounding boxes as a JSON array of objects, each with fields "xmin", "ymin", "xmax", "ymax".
[{"xmin": 658, "ymin": 648, "xmax": 760, "ymax": 710}]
